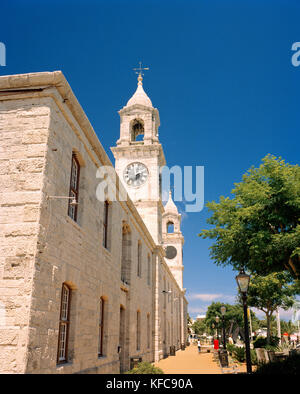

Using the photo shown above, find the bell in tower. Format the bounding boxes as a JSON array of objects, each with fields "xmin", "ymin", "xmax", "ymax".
[
  {"xmin": 116, "ymin": 69, "xmax": 160, "ymax": 147},
  {"xmin": 131, "ymin": 119, "xmax": 144, "ymax": 142},
  {"xmin": 111, "ymin": 64, "xmax": 166, "ymax": 244}
]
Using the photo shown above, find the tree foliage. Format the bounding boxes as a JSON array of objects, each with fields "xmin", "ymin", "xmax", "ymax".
[
  {"xmin": 205, "ymin": 302, "xmax": 242, "ymax": 331},
  {"xmin": 243, "ymin": 272, "xmax": 297, "ymax": 342},
  {"xmin": 192, "ymin": 319, "xmax": 206, "ymax": 336},
  {"xmin": 204, "ymin": 302, "xmax": 259, "ymax": 334},
  {"xmin": 199, "ymin": 155, "xmax": 300, "ymax": 280}
]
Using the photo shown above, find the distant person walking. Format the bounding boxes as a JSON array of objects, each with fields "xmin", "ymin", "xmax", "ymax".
[{"xmin": 197, "ymin": 339, "xmax": 201, "ymax": 353}]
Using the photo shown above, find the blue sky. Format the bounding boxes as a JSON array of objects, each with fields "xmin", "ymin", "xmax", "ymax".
[{"xmin": 1, "ymin": 0, "xmax": 299, "ymax": 320}]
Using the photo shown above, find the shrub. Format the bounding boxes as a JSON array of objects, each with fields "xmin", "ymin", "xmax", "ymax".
[
  {"xmin": 232, "ymin": 346, "xmax": 246, "ymax": 363},
  {"xmin": 226, "ymin": 343, "xmax": 235, "ymax": 355},
  {"xmin": 253, "ymin": 337, "xmax": 265, "ymax": 349},
  {"xmin": 125, "ymin": 362, "xmax": 164, "ymax": 374},
  {"xmin": 227, "ymin": 345, "xmax": 258, "ymax": 365},
  {"xmin": 250, "ymin": 349, "xmax": 258, "ymax": 365},
  {"xmin": 255, "ymin": 354, "xmax": 300, "ymax": 375},
  {"xmin": 253, "ymin": 336, "xmax": 279, "ymax": 350}
]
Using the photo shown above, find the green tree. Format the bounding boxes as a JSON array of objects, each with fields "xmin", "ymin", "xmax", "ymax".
[
  {"xmin": 204, "ymin": 302, "xmax": 259, "ymax": 336},
  {"xmin": 205, "ymin": 302, "xmax": 243, "ymax": 332},
  {"xmin": 244, "ymin": 272, "xmax": 296, "ymax": 343},
  {"xmin": 199, "ymin": 155, "xmax": 300, "ymax": 280},
  {"xmin": 192, "ymin": 319, "xmax": 206, "ymax": 336}
]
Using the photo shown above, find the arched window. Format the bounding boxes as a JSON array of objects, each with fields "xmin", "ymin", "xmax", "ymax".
[
  {"xmin": 147, "ymin": 313, "xmax": 151, "ymax": 349},
  {"xmin": 119, "ymin": 305, "xmax": 126, "ymax": 372},
  {"xmin": 163, "ymin": 311, "xmax": 167, "ymax": 344},
  {"xmin": 136, "ymin": 311, "xmax": 141, "ymax": 351},
  {"xmin": 147, "ymin": 253, "xmax": 151, "ymax": 286},
  {"xmin": 103, "ymin": 200, "xmax": 110, "ymax": 249},
  {"xmin": 167, "ymin": 321, "xmax": 170, "ymax": 345},
  {"xmin": 121, "ymin": 224, "xmax": 131, "ymax": 285},
  {"xmin": 131, "ymin": 119, "xmax": 144, "ymax": 142},
  {"xmin": 98, "ymin": 297, "xmax": 105, "ymax": 357},
  {"xmin": 167, "ymin": 221, "xmax": 174, "ymax": 233},
  {"xmin": 137, "ymin": 241, "xmax": 142, "ymax": 278},
  {"xmin": 57, "ymin": 283, "xmax": 71, "ymax": 364},
  {"xmin": 68, "ymin": 153, "xmax": 80, "ymax": 222}
]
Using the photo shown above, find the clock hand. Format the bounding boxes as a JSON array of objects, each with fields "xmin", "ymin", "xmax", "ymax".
[{"xmin": 135, "ymin": 171, "xmax": 144, "ymax": 178}]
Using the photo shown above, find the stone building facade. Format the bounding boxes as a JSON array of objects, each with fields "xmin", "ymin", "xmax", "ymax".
[{"xmin": 0, "ymin": 71, "xmax": 188, "ymax": 374}]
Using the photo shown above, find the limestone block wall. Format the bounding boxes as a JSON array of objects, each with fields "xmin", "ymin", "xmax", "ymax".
[
  {"xmin": 24, "ymin": 96, "xmax": 157, "ymax": 374},
  {"xmin": 124, "ymin": 223, "xmax": 154, "ymax": 366},
  {"xmin": 154, "ymin": 257, "xmax": 184, "ymax": 361},
  {"xmin": 0, "ymin": 97, "xmax": 50, "ymax": 373},
  {"xmin": 0, "ymin": 71, "xmax": 188, "ymax": 374}
]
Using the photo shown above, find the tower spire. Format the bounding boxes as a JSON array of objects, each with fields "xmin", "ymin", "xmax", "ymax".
[
  {"xmin": 164, "ymin": 190, "xmax": 179, "ymax": 215},
  {"xmin": 124, "ymin": 62, "xmax": 152, "ymax": 108}
]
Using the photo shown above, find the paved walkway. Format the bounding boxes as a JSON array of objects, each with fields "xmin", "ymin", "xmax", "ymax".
[{"xmin": 154, "ymin": 344, "xmax": 247, "ymax": 374}]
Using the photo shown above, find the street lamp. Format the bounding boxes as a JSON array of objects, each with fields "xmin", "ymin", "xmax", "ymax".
[
  {"xmin": 220, "ymin": 306, "xmax": 227, "ymax": 350},
  {"xmin": 215, "ymin": 316, "xmax": 220, "ymax": 343},
  {"xmin": 236, "ymin": 268, "xmax": 252, "ymax": 374}
]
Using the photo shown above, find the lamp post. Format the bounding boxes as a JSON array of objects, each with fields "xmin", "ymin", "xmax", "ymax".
[
  {"xmin": 216, "ymin": 316, "xmax": 220, "ymax": 343},
  {"xmin": 236, "ymin": 269, "xmax": 252, "ymax": 374},
  {"xmin": 220, "ymin": 306, "xmax": 227, "ymax": 350}
]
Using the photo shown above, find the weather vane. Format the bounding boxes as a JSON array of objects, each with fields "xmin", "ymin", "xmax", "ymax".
[{"xmin": 133, "ymin": 61, "xmax": 149, "ymax": 78}]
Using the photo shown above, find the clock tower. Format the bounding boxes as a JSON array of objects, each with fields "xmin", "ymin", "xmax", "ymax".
[
  {"xmin": 111, "ymin": 72, "xmax": 166, "ymax": 244},
  {"xmin": 162, "ymin": 191, "xmax": 184, "ymax": 289}
]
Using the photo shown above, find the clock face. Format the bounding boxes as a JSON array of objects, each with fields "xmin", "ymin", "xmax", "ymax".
[
  {"xmin": 124, "ymin": 162, "xmax": 148, "ymax": 187},
  {"xmin": 165, "ymin": 246, "xmax": 177, "ymax": 259}
]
